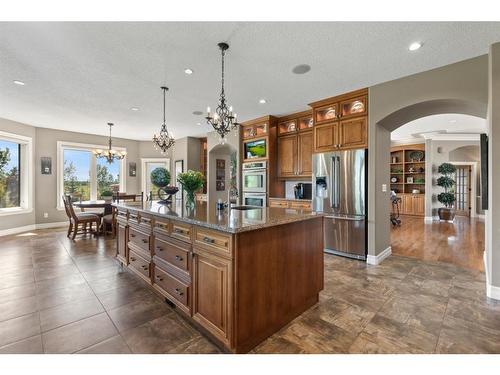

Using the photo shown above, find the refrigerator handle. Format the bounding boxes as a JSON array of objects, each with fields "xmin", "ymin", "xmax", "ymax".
[
  {"xmin": 330, "ymin": 155, "xmax": 336, "ymax": 208},
  {"xmin": 335, "ymin": 156, "xmax": 341, "ymax": 208}
]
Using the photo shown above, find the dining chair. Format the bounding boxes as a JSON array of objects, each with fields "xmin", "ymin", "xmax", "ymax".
[
  {"xmin": 62, "ymin": 195, "xmax": 101, "ymax": 240},
  {"xmin": 101, "ymin": 192, "xmax": 143, "ymax": 237},
  {"xmin": 112, "ymin": 192, "xmax": 144, "ymax": 203}
]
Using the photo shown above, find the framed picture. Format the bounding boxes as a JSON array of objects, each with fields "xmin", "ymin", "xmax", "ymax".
[
  {"xmin": 406, "ymin": 177, "xmax": 414, "ymax": 184},
  {"xmin": 216, "ymin": 180, "xmax": 225, "ymax": 191},
  {"xmin": 41, "ymin": 157, "xmax": 52, "ymax": 175},
  {"xmin": 175, "ymin": 160, "xmax": 184, "ymax": 192},
  {"xmin": 129, "ymin": 162, "xmax": 136, "ymax": 177}
]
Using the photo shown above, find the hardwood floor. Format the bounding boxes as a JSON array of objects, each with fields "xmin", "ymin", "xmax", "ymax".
[
  {"xmin": 1, "ymin": 226, "xmax": 499, "ymax": 354},
  {"xmin": 391, "ymin": 215, "xmax": 485, "ymax": 271}
]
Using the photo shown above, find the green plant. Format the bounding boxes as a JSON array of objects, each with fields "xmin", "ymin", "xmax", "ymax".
[
  {"xmin": 100, "ymin": 190, "xmax": 113, "ymax": 197},
  {"xmin": 150, "ymin": 167, "xmax": 171, "ymax": 188},
  {"xmin": 437, "ymin": 163, "xmax": 456, "ymax": 208},
  {"xmin": 176, "ymin": 170, "xmax": 204, "ymax": 193}
]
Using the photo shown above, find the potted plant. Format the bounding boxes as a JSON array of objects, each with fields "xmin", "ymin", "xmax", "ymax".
[
  {"xmin": 100, "ymin": 190, "xmax": 113, "ymax": 203},
  {"xmin": 436, "ymin": 162, "xmax": 457, "ymax": 221},
  {"xmin": 177, "ymin": 170, "xmax": 204, "ymax": 208},
  {"xmin": 150, "ymin": 167, "xmax": 178, "ymax": 202}
]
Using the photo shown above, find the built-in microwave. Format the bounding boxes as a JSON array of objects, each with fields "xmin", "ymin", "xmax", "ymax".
[
  {"xmin": 242, "ymin": 162, "xmax": 267, "ymax": 193},
  {"xmin": 243, "ymin": 192, "xmax": 267, "ymax": 207}
]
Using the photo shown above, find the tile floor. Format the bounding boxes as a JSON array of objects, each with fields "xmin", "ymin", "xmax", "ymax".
[{"xmin": 1, "ymin": 228, "xmax": 499, "ymax": 354}]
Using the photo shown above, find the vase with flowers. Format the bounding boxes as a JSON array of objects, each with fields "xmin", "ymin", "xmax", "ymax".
[{"xmin": 176, "ymin": 170, "xmax": 204, "ymax": 208}]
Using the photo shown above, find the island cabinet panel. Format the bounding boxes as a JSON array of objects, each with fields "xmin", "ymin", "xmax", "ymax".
[
  {"xmin": 153, "ymin": 234, "xmax": 190, "ymax": 272},
  {"xmin": 171, "ymin": 221, "xmax": 193, "ymax": 243},
  {"xmin": 194, "ymin": 227, "xmax": 233, "ymax": 258},
  {"xmin": 129, "ymin": 249, "xmax": 151, "ymax": 283},
  {"xmin": 277, "ymin": 134, "xmax": 297, "ymax": 177},
  {"xmin": 128, "ymin": 226, "xmax": 151, "ymax": 255},
  {"xmin": 233, "ymin": 216, "xmax": 324, "ymax": 353},
  {"xmin": 153, "ymin": 265, "xmax": 190, "ymax": 310},
  {"xmin": 116, "ymin": 224, "xmax": 128, "ymax": 265},
  {"xmin": 192, "ymin": 249, "xmax": 233, "ymax": 347}
]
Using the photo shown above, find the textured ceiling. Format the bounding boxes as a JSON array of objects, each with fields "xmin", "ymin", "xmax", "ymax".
[{"xmin": 1, "ymin": 22, "xmax": 500, "ymax": 141}]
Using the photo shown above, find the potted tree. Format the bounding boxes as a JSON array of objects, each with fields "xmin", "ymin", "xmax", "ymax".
[{"xmin": 436, "ymin": 162, "xmax": 457, "ymax": 221}]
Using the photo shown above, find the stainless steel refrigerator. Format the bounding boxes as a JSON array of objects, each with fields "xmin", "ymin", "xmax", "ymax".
[{"xmin": 312, "ymin": 150, "xmax": 367, "ymax": 260}]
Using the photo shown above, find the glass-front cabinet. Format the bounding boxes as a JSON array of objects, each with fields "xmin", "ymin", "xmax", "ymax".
[
  {"xmin": 242, "ymin": 122, "xmax": 268, "ymax": 139},
  {"xmin": 314, "ymin": 103, "xmax": 338, "ymax": 124},
  {"xmin": 278, "ymin": 119, "xmax": 297, "ymax": 135},
  {"xmin": 340, "ymin": 96, "xmax": 367, "ymax": 118},
  {"xmin": 298, "ymin": 115, "xmax": 313, "ymax": 131}
]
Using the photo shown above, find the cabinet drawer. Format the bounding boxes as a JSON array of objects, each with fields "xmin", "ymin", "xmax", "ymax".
[
  {"xmin": 128, "ymin": 211, "xmax": 152, "ymax": 231},
  {"xmin": 154, "ymin": 236, "xmax": 190, "ymax": 272},
  {"xmin": 153, "ymin": 218, "xmax": 170, "ymax": 236},
  {"xmin": 269, "ymin": 199, "xmax": 289, "ymax": 208},
  {"xmin": 194, "ymin": 227, "xmax": 232, "ymax": 257},
  {"xmin": 129, "ymin": 250, "xmax": 151, "ymax": 279},
  {"xmin": 153, "ymin": 266, "xmax": 189, "ymax": 307},
  {"xmin": 171, "ymin": 221, "xmax": 193, "ymax": 243},
  {"xmin": 290, "ymin": 201, "xmax": 312, "ymax": 210},
  {"xmin": 116, "ymin": 210, "xmax": 128, "ymax": 225},
  {"xmin": 128, "ymin": 226, "xmax": 151, "ymax": 253}
]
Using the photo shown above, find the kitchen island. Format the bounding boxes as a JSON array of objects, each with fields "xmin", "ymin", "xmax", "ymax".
[{"xmin": 114, "ymin": 200, "xmax": 324, "ymax": 353}]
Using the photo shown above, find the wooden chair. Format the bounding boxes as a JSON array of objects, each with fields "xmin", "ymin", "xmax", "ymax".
[
  {"xmin": 101, "ymin": 192, "xmax": 143, "ymax": 237},
  {"xmin": 62, "ymin": 195, "xmax": 101, "ymax": 240},
  {"xmin": 112, "ymin": 192, "xmax": 144, "ymax": 203}
]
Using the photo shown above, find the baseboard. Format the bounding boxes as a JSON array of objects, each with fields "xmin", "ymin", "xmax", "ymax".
[
  {"xmin": 482, "ymin": 251, "xmax": 500, "ymax": 300},
  {"xmin": 424, "ymin": 216, "xmax": 434, "ymax": 223},
  {"xmin": 478, "ymin": 214, "xmax": 485, "ymax": 221},
  {"xmin": 0, "ymin": 221, "xmax": 67, "ymax": 237},
  {"xmin": 367, "ymin": 246, "xmax": 392, "ymax": 265}
]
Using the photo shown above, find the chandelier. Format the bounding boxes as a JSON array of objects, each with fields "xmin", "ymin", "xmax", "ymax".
[
  {"xmin": 206, "ymin": 42, "xmax": 240, "ymax": 143},
  {"xmin": 93, "ymin": 123, "xmax": 127, "ymax": 164},
  {"xmin": 152, "ymin": 86, "xmax": 175, "ymax": 154}
]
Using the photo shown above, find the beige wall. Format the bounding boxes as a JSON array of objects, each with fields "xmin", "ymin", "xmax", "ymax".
[{"xmin": 368, "ymin": 55, "xmax": 489, "ymax": 257}]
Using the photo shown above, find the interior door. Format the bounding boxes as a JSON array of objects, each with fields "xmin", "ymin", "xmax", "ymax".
[{"xmin": 454, "ymin": 165, "xmax": 471, "ymax": 217}]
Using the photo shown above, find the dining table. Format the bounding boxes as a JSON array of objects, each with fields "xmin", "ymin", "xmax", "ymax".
[{"xmin": 73, "ymin": 200, "xmax": 113, "ymax": 215}]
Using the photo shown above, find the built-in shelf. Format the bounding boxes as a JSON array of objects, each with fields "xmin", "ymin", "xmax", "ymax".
[{"xmin": 390, "ymin": 144, "xmax": 426, "ymax": 196}]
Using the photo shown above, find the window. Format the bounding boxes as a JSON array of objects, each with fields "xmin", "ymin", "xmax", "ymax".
[
  {"xmin": 57, "ymin": 142, "xmax": 126, "ymax": 207},
  {"xmin": 0, "ymin": 140, "xmax": 20, "ymax": 208},
  {"xmin": 141, "ymin": 158, "xmax": 170, "ymax": 199},
  {"xmin": 0, "ymin": 131, "xmax": 33, "ymax": 215}
]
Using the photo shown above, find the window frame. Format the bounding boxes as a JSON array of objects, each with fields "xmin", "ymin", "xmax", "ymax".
[
  {"xmin": 57, "ymin": 141, "xmax": 126, "ymax": 209},
  {"xmin": 141, "ymin": 158, "xmax": 170, "ymax": 196},
  {"xmin": 0, "ymin": 131, "xmax": 33, "ymax": 216}
]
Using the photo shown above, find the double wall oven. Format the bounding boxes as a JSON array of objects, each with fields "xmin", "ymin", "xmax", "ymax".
[{"xmin": 242, "ymin": 161, "xmax": 267, "ymax": 207}]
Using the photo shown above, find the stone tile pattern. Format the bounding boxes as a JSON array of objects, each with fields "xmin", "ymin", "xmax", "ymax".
[{"xmin": 1, "ymin": 228, "xmax": 500, "ymax": 354}]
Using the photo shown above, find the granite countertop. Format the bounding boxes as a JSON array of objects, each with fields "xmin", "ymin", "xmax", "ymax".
[{"xmin": 113, "ymin": 200, "xmax": 322, "ymax": 234}]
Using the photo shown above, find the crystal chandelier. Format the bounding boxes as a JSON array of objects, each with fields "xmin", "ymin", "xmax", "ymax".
[
  {"xmin": 206, "ymin": 42, "xmax": 240, "ymax": 143},
  {"xmin": 152, "ymin": 86, "xmax": 175, "ymax": 154},
  {"xmin": 93, "ymin": 123, "xmax": 127, "ymax": 164}
]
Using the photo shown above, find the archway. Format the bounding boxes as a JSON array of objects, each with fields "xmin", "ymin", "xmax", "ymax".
[
  {"xmin": 207, "ymin": 143, "xmax": 238, "ymax": 206},
  {"xmin": 372, "ymin": 99, "xmax": 487, "ymax": 269}
]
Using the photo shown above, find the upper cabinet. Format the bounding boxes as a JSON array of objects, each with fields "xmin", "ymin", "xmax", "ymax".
[
  {"xmin": 276, "ymin": 111, "xmax": 313, "ymax": 179},
  {"xmin": 309, "ymin": 89, "xmax": 368, "ymax": 153},
  {"xmin": 242, "ymin": 121, "xmax": 268, "ymax": 139}
]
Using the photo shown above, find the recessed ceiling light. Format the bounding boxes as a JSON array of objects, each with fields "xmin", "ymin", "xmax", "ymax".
[
  {"xmin": 192, "ymin": 110, "xmax": 203, "ymax": 116},
  {"xmin": 184, "ymin": 68, "xmax": 193, "ymax": 75},
  {"xmin": 13, "ymin": 80, "xmax": 25, "ymax": 86},
  {"xmin": 131, "ymin": 107, "xmax": 139, "ymax": 111},
  {"xmin": 292, "ymin": 64, "xmax": 311, "ymax": 74},
  {"xmin": 197, "ymin": 122, "xmax": 201, "ymax": 126},
  {"xmin": 408, "ymin": 42, "xmax": 422, "ymax": 51},
  {"xmin": 259, "ymin": 99, "xmax": 267, "ymax": 104}
]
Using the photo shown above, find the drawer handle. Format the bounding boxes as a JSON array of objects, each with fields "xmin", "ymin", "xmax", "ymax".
[
  {"xmin": 203, "ymin": 236, "xmax": 215, "ymax": 244},
  {"xmin": 141, "ymin": 265, "xmax": 148, "ymax": 270},
  {"xmin": 174, "ymin": 288, "xmax": 184, "ymax": 296},
  {"xmin": 156, "ymin": 246, "xmax": 163, "ymax": 252},
  {"xmin": 174, "ymin": 228, "xmax": 184, "ymax": 234},
  {"xmin": 142, "ymin": 239, "xmax": 148, "ymax": 243},
  {"xmin": 155, "ymin": 275, "xmax": 163, "ymax": 281},
  {"xmin": 130, "ymin": 233, "xmax": 136, "ymax": 238},
  {"xmin": 175, "ymin": 255, "xmax": 183, "ymax": 261},
  {"xmin": 130, "ymin": 257, "xmax": 136, "ymax": 261}
]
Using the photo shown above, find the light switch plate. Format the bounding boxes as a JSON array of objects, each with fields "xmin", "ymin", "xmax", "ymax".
[{"xmin": 382, "ymin": 184, "xmax": 387, "ymax": 192}]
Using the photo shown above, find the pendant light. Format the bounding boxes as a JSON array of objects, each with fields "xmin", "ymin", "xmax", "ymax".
[{"xmin": 152, "ymin": 86, "xmax": 175, "ymax": 154}]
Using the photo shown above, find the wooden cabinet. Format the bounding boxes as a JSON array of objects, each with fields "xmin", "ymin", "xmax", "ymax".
[
  {"xmin": 192, "ymin": 249, "xmax": 232, "ymax": 347},
  {"xmin": 339, "ymin": 117, "xmax": 367, "ymax": 149},
  {"xmin": 314, "ymin": 122, "xmax": 337, "ymax": 152},
  {"xmin": 310, "ymin": 88, "xmax": 368, "ymax": 153},
  {"xmin": 116, "ymin": 224, "xmax": 128, "ymax": 265},
  {"xmin": 398, "ymin": 193, "xmax": 425, "ymax": 216},
  {"xmin": 298, "ymin": 131, "xmax": 313, "ymax": 176},
  {"xmin": 242, "ymin": 120, "xmax": 268, "ymax": 139},
  {"xmin": 278, "ymin": 134, "xmax": 297, "ymax": 178},
  {"xmin": 269, "ymin": 198, "xmax": 312, "ymax": 210}
]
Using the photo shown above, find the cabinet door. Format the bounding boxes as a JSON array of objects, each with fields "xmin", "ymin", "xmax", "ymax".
[
  {"xmin": 314, "ymin": 122, "xmax": 338, "ymax": 153},
  {"xmin": 117, "ymin": 224, "xmax": 128, "ymax": 264},
  {"xmin": 192, "ymin": 251, "xmax": 232, "ymax": 346},
  {"xmin": 413, "ymin": 195, "xmax": 425, "ymax": 216},
  {"xmin": 339, "ymin": 117, "xmax": 367, "ymax": 149},
  {"xmin": 269, "ymin": 199, "xmax": 289, "ymax": 208},
  {"xmin": 278, "ymin": 134, "xmax": 297, "ymax": 177},
  {"xmin": 297, "ymin": 131, "xmax": 313, "ymax": 176},
  {"xmin": 402, "ymin": 195, "xmax": 414, "ymax": 215}
]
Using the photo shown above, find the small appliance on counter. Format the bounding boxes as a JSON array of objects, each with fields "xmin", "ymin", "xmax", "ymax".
[{"xmin": 293, "ymin": 182, "xmax": 312, "ymax": 200}]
